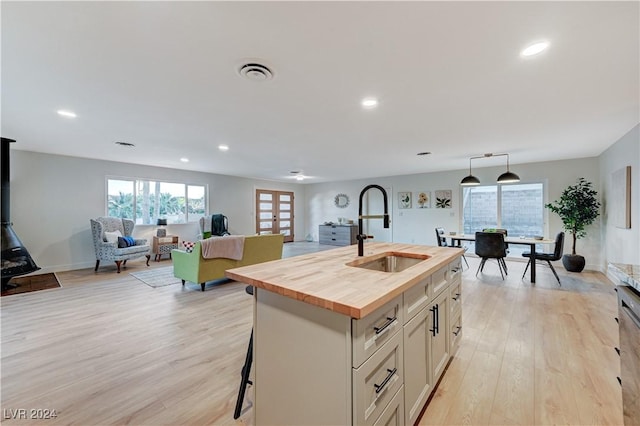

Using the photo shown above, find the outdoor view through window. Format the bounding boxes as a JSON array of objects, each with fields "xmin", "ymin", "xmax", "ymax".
[
  {"xmin": 107, "ymin": 178, "xmax": 206, "ymax": 224},
  {"xmin": 462, "ymin": 183, "xmax": 544, "ymax": 256}
]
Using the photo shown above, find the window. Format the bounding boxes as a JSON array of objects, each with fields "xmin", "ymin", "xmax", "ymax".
[
  {"xmin": 462, "ymin": 182, "xmax": 545, "ymax": 256},
  {"xmin": 107, "ymin": 178, "xmax": 206, "ymax": 225}
]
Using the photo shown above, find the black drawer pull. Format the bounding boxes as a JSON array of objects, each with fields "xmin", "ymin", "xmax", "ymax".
[
  {"xmin": 615, "ymin": 347, "xmax": 620, "ymax": 356},
  {"xmin": 374, "ymin": 317, "xmax": 397, "ymax": 335},
  {"xmin": 429, "ymin": 306, "xmax": 437, "ymax": 336},
  {"xmin": 374, "ymin": 368, "xmax": 397, "ymax": 394},
  {"xmin": 615, "ymin": 317, "xmax": 618, "ymax": 323},
  {"xmin": 453, "ymin": 326, "xmax": 462, "ymax": 336},
  {"xmin": 617, "ymin": 376, "xmax": 622, "ymax": 386},
  {"xmin": 452, "ymin": 293, "xmax": 461, "ymax": 301}
]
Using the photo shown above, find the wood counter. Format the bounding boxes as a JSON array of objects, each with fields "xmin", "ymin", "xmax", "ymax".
[{"xmin": 225, "ymin": 242, "xmax": 463, "ymax": 319}]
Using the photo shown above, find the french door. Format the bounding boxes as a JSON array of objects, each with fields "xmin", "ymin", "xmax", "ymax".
[{"xmin": 255, "ymin": 189, "xmax": 294, "ymax": 243}]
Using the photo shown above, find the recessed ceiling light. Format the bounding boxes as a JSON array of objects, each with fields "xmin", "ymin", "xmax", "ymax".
[
  {"xmin": 521, "ymin": 41, "xmax": 549, "ymax": 57},
  {"xmin": 57, "ymin": 110, "xmax": 77, "ymax": 118},
  {"xmin": 361, "ymin": 98, "xmax": 378, "ymax": 109},
  {"xmin": 296, "ymin": 175, "xmax": 304, "ymax": 181},
  {"xmin": 180, "ymin": 158, "xmax": 189, "ymax": 163},
  {"xmin": 218, "ymin": 144, "xmax": 229, "ymax": 152}
]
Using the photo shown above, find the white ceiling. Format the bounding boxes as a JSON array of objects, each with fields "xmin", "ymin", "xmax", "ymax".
[{"xmin": 2, "ymin": 1, "xmax": 638, "ymax": 183}]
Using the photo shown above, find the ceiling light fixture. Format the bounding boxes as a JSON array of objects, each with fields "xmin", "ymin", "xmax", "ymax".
[
  {"xmin": 521, "ymin": 41, "xmax": 549, "ymax": 57},
  {"xmin": 180, "ymin": 158, "xmax": 189, "ymax": 163},
  {"xmin": 218, "ymin": 144, "xmax": 229, "ymax": 152},
  {"xmin": 57, "ymin": 110, "xmax": 77, "ymax": 118},
  {"xmin": 296, "ymin": 175, "xmax": 304, "ymax": 181},
  {"xmin": 460, "ymin": 153, "xmax": 520, "ymax": 186},
  {"xmin": 361, "ymin": 98, "xmax": 378, "ymax": 109}
]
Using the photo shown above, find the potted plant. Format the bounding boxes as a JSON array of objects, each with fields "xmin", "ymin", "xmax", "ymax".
[{"xmin": 545, "ymin": 177, "xmax": 600, "ymax": 272}]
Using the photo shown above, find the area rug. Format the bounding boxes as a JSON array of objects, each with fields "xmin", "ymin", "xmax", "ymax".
[
  {"xmin": 1, "ymin": 273, "xmax": 61, "ymax": 296},
  {"xmin": 130, "ymin": 266, "xmax": 181, "ymax": 288}
]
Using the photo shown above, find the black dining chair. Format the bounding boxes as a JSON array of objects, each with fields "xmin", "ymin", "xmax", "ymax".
[
  {"xmin": 521, "ymin": 232, "xmax": 565, "ymax": 285},
  {"xmin": 474, "ymin": 231, "xmax": 508, "ymax": 279},
  {"xmin": 435, "ymin": 227, "xmax": 469, "ymax": 268},
  {"xmin": 482, "ymin": 228, "xmax": 509, "ymax": 272}
]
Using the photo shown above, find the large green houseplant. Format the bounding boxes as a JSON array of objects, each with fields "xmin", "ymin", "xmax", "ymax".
[{"xmin": 545, "ymin": 178, "xmax": 600, "ymax": 272}]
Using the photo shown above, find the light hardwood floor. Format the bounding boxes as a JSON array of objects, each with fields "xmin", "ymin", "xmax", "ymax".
[{"xmin": 1, "ymin": 248, "xmax": 623, "ymax": 425}]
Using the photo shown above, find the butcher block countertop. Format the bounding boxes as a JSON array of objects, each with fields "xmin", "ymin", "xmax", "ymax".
[{"xmin": 225, "ymin": 242, "xmax": 463, "ymax": 319}]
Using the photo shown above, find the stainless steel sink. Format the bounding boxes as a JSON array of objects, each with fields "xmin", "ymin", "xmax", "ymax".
[{"xmin": 347, "ymin": 252, "xmax": 431, "ymax": 273}]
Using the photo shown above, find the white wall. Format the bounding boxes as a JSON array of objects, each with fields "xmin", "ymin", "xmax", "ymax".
[
  {"xmin": 599, "ymin": 124, "xmax": 640, "ymax": 267},
  {"xmin": 9, "ymin": 150, "xmax": 305, "ymax": 273},
  {"xmin": 304, "ymin": 157, "xmax": 603, "ymax": 271}
]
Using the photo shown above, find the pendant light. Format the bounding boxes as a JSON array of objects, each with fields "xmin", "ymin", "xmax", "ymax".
[
  {"xmin": 460, "ymin": 153, "xmax": 520, "ymax": 186},
  {"xmin": 460, "ymin": 157, "xmax": 480, "ymax": 186}
]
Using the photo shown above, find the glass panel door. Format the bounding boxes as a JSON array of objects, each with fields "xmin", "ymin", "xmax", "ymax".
[{"xmin": 256, "ymin": 189, "xmax": 294, "ymax": 243}]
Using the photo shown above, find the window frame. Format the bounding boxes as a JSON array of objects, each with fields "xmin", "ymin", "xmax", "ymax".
[
  {"xmin": 460, "ymin": 180, "xmax": 548, "ymax": 255},
  {"xmin": 106, "ymin": 176, "xmax": 208, "ymax": 225}
]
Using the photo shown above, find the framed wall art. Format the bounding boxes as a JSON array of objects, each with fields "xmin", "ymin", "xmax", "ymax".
[
  {"xmin": 398, "ymin": 192, "xmax": 412, "ymax": 209},
  {"xmin": 435, "ymin": 190, "xmax": 452, "ymax": 209},
  {"xmin": 612, "ymin": 166, "xmax": 631, "ymax": 229},
  {"xmin": 416, "ymin": 191, "xmax": 431, "ymax": 208}
]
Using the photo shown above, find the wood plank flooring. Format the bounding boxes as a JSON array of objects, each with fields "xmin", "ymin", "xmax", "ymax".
[{"xmin": 1, "ymin": 247, "xmax": 623, "ymax": 425}]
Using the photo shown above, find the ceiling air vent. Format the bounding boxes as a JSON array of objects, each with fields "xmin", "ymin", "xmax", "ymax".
[
  {"xmin": 238, "ymin": 63, "xmax": 274, "ymax": 81},
  {"xmin": 115, "ymin": 141, "xmax": 135, "ymax": 147}
]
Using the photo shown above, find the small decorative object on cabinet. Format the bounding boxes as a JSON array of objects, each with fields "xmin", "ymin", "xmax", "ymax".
[
  {"xmin": 152, "ymin": 235, "xmax": 178, "ymax": 261},
  {"xmin": 319, "ymin": 224, "xmax": 357, "ymax": 246},
  {"xmin": 156, "ymin": 218, "xmax": 168, "ymax": 237}
]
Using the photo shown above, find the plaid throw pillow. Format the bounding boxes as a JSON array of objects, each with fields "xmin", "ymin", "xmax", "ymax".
[
  {"xmin": 117, "ymin": 236, "xmax": 136, "ymax": 248},
  {"xmin": 182, "ymin": 241, "xmax": 196, "ymax": 253}
]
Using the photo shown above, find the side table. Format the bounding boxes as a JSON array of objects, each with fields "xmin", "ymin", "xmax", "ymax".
[{"xmin": 152, "ymin": 235, "xmax": 179, "ymax": 261}]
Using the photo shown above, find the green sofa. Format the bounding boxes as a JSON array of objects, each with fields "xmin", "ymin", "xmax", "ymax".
[{"xmin": 172, "ymin": 234, "xmax": 284, "ymax": 291}]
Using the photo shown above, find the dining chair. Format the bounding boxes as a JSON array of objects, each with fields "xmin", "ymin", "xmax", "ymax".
[
  {"xmin": 521, "ymin": 232, "xmax": 565, "ymax": 285},
  {"xmin": 482, "ymin": 228, "xmax": 509, "ymax": 272},
  {"xmin": 474, "ymin": 231, "xmax": 508, "ymax": 279},
  {"xmin": 435, "ymin": 227, "xmax": 469, "ymax": 268}
]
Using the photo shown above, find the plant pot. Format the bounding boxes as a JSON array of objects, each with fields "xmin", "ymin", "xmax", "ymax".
[{"xmin": 562, "ymin": 254, "xmax": 585, "ymax": 272}]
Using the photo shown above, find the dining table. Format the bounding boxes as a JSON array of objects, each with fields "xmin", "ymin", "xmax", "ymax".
[{"xmin": 448, "ymin": 233, "xmax": 556, "ymax": 283}]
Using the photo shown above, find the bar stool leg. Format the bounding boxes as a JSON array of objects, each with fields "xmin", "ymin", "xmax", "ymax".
[{"xmin": 233, "ymin": 329, "xmax": 253, "ymax": 419}]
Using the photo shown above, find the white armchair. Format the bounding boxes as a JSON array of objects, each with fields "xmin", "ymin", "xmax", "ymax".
[{"xmin": 90, "ymin": 217, "xmax": 150, "ymax": 273}]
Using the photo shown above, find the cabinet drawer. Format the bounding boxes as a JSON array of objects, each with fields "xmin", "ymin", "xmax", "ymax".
[
  {"xmin": 449, "ymin": 279, "xmax": 462, "ymax": 317},
  {"xmin": 373, "ymin": 385, "xmax": 405, "ymax": 426},
  {"xmin": 353, "ymin": 330, "xmax": 403, "ymax": 426},
  {"xmin": 403, "ymin": 275, "xmax": 431, "ymax": 323},
  {"xmin": 353, "ymin": 295, "xmax": 404, "ymax": 367},
  {"xmin": 432, "ymin": 265, "xmax": 448, "ymax": 297},
  {"xmin": 446, "ymin": 257, "xmax": 463, "ymax": 283},
  {"xmin": 450, "ymin": 311, "xmax": 462, "ymax": 351}
]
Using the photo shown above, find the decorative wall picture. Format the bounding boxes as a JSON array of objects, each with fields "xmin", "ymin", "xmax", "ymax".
[
  {"xmin": 416, "ymin": 191, "xmax": 431, "ymax": 208},
  {"xmin": 398, "ymin": 192, "xmax": 412, "ymax": 209},
  {"xmin": 435, "ymin": 190, "xmax": 452, "ymax": 208},
  {"xmin": 611, "ymin": 166, "xmax": 631, "ymax": 229}
]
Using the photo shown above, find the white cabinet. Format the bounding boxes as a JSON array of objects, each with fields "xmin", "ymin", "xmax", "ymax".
[
  {"xmin": 353, "ymin": 330, "xmax": 404, "ymax": 426},
  {"xmin": 403, "ymin": 260, "xmax": 460, "ymax": 424},
  {"xmin": 252, "ymin": 255, "xmax": 462, "ymax": 425},
  {"xmin": 403, "ymin": 305, "xmax": 432, "ymax": 425},
  {"xmin": 430, "ymin": 288, "xmax": 450, "ymax": 383}
]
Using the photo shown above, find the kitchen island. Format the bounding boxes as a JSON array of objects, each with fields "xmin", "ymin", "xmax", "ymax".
[{"xmin": 226, "ymin": 242, "xmax": 463, "ymax": 425}]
